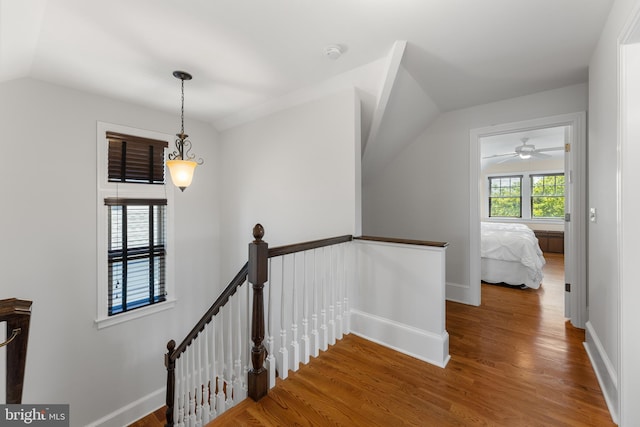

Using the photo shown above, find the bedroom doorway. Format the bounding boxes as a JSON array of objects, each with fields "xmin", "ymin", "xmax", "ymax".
[{"xmin": 469, "ymin": 113, "xmax": 587, "ymax": 328}]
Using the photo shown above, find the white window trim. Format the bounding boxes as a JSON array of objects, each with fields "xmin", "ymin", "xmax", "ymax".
[
  {"xmin": 95, "ymin": 121, "xmax": 176, "ymax": 329},
  {"xmin": 484, "ymin": 169, "xmax": 564, "ymax": 225}
]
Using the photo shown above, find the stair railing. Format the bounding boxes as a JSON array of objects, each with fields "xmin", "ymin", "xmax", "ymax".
[
  {"xmin": 1, "ymin": 298, "xmax": 33, "ymax": 404},
  {"xmin": 165, "ymin": 225, "xmax": 353, "ymax": 427}
]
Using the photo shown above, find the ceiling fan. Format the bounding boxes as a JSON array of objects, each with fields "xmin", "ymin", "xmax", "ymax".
[{"xmin": 483, "ymin": 137, "xmax": 564, "ymax": 162}]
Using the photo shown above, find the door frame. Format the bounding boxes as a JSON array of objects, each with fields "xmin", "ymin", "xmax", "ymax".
[
  {"xmin": 469, "ymin": 112, "xmax": 586, "ymax": 328},
  {"xmin": 618, "ymin": 5, "xmax": 640, "ymax": 422}
]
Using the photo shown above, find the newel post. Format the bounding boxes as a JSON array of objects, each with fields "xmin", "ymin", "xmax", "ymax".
[
  {"xmin": 1, "ymin": 298, "xmax": 32, "ymax": 404},
  {"xmin": 248, "ymin": 223, "xmax": 269, "ymax": 401},
  {"xmin": 164, "ymin": 340, "xmax": 176, "ymax": 427}
]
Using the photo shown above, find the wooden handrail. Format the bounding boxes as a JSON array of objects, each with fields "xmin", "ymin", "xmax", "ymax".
[
  {"xmin": 164, "ymin": 263, "xmax": 248, "ymax": 427},
  {"xmin": 0, "ymin": 298, "xmax": 32, "ymax": 404},
  {"xmin": 167, "ymin": 262, "xmax": 249, "ymax": 362},
  {"xmin": 354, "ymin": 235, "xmax": 449, "ymax": 248},
  {"xmin": 164, "ymin": 226, "xmax": 364, "ymax": 426},
  {"xmin": 268, "ymin": 235, "xmax": 353, "ymax": 258}
]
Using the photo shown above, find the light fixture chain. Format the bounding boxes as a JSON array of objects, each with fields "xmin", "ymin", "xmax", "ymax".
[{"xmin": 180, "ymin": 78, "xmax": 185, "ymax": 135}]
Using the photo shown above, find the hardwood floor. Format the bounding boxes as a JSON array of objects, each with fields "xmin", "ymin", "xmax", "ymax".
[{"xmin": 132, "ymin": 253, "xmax": 614, "ymax": 426}]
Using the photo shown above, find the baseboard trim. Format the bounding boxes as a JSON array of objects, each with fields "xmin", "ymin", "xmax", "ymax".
[
  {"xmin": 446, "ymin": 282, "xmax": 472, "ymax": 304},
  {"xmin": 350, "ymin": 309, "xmax": 449, "ymax": 368},
  {"xmin": 584, "ymin": 320, "xmax": 619, "ymax": 424},
  {"xmin": 86, "ymin": 387, "xmax": 165, "ymax": 427}
]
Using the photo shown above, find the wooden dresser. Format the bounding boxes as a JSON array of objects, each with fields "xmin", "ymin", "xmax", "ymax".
[{"xmin": 534, "ymin": 230, "xmax": 564, "ymax": 254}]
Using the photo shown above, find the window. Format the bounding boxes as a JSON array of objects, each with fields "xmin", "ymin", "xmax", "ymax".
[
  {"xmin": 106, "ymin": 131, "xmax": 168, "ymax": 184},
  {"xmin": 106, "ymin": 199, "xmax": 166, "ymax": 315},
  {"xmin": 97, "ymin": 122, "xmax": 175, "ymax": 328},
  {"xmin": 531, "ymin": 173, "xmax": 565, "ymax": 219},
  {"xmin": 488, "ymin": 175, "xmax": 522, "ymax": 218}
]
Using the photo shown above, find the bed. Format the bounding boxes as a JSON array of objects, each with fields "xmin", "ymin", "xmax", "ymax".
[{"xmin": 481, "ymin": 222, "xmax": 546, "ymax": 289}]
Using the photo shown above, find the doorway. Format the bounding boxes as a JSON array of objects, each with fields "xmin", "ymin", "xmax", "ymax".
[
  {"xmin": 469, "ymin": 113, "xmax": 586, "ymax": 328},
  {"xmin": 480, "ymin": 126, "xmax": 566, "ymax": 306}
]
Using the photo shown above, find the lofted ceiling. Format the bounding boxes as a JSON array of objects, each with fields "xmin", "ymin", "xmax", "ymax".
[{"xmin": 0, "ymin": 0, "xmax": 613, "ymax": 133}]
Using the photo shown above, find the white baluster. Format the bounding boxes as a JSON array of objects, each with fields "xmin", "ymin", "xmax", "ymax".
[
  {"xmin": 176, "ymin": 356, "xmax": 185, "ymax": 427},
  {"xmin": 266, "ymin": 258, "xmax": 276, "ymax": 389},
  {"xmin": 183, "ymin": 353, "xmax": 190, "ymax": 427},
  {"xmin": 202, "ymin": 325, "xmax": 211, "ymax": 425},
  {"xmin": 185, "ymin": 345, "xmax": 196, "ymax": 427},
  {"xmin": 328, "ymin": 246, "xmax": 336, "ymax": 346},
  {"xmin": 226, "ymin": 379, "xmax": 234, "ymax": 411},
  {"xmin": 209, "ymin": 317, "xmax": 218, "ymax": 420},
  {"xmin": 344, "ymin": 242, "xmax": 351, "ymax": 334},
  {"xmin": 320, "ymin": 247, "xmax": 329, "ymax": 351},
  {"xmin": 234, "ymin": 288, "xmax": 245, "ymax": 400},
  {"xmin": 226, "ymin": 304, "xmax": 234, "ymax": 408},
  {"xmin": 311, "ymin": 248, "xmax": 320, "ymax": 357},
  {"xmin": 246, "ymin": 280, "xmax": 252, "ymax": 379},
  {"xmin": 216, "ymin": 313, "xmax": 226, "ymax": 415},
  {"xmin": 189, "ymin": 343, "xmax": 197, "ymax": 427},
  {"xmin": 266, "ymin": 259, "xmax": 276, "ymax": 388},
  {"xmin": 291, "ymin": 253, "xmax": 300, "ymax": 372},
  {"xmin": 195, "ymin": 338, "xmax": 203, "ymax": 427},
  {"xmin": 301, "ymin": 251, "xmax": 310, "ymax": 364},
  {"xmin": 336, "ymin": 244, "xmax": 344, "ymax": 340},
  {"xmin": 278, "ymin": 256, "xmax": 289, "ymax": 379}
]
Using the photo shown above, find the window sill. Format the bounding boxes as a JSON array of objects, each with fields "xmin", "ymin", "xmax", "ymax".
[
  {"xmin": 95, "ymin": 298, "xmax": 176, "ymax": 330},
  {"xmin": 485, "ymin": 218, "xmax": 564, "ymax": 225}
]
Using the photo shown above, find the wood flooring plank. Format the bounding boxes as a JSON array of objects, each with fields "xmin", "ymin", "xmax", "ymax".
[{"xmin": 135, "ymin": 254, "xmax": 615, "ymax": 426}]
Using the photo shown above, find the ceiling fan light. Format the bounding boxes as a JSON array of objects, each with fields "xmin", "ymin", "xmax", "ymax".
[{"xmin": 519, "ymin": 153, "xmax": 532, "ymax": 160}]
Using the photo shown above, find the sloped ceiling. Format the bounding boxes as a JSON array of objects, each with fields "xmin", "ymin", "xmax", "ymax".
[
  {"xmin": 362, "ymin": 42, "xmax": 440, "ymax": 184},
  {"xmin": 0, "ymin": 0, "xmax": 613, "ymax": 177}
]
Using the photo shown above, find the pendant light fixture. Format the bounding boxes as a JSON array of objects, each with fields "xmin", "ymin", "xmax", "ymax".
[{"xmin": 167, "ymin": 70, "xmax": 203, "ymax": 191}]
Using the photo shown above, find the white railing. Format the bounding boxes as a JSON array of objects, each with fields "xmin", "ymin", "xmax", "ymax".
[
  {"xmin": 264, "ymin": 240, "xmax": 352, "ymax": 387},
  {"xmin": 170, "ymin": 277, "xmax": 250, "ymax": 427},
  {"xmin": 166, "ymin": 228, "xmax": 354, "ymax": 426}
]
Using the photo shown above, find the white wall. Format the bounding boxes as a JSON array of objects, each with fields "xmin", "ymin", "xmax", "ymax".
[
  {"xmin": 362, "ymin": 83, "xmax": 587, "ymax": 293},
  {"xmin": 0, "ymin": 78, "xmax": 221, "ymax": 426},
  {"xmin": 586, "ymin": 0, "xmax": 640, "ymax": 423},
  {"xmin": 218, "ymin": 89, "xmax": 362, "ymax": 279},
  {"xmin": 351, "ymin": 240, "xmax": 448, "ymax": 367}
]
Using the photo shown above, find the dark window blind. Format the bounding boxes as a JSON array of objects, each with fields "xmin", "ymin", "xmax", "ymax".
[
  {"xmin": 106, "ymin": 131, "xmax": 169, "ymax": 184},
  {"xmin": 105, "ymin": 198, "xmax": 167, "ymax": 315}
]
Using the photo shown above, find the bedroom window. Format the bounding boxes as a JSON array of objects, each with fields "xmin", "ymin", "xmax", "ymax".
[
  {"xmin": 488, "ymin": 175, "xmax": 522, "ymax": 218},
  {"xmin": 531, "ymin": 173, "xmax": 565, "ymax": 218},
  {"xmin": 96, "ymin": 122, "xmax": 176, "ymax": 329}
]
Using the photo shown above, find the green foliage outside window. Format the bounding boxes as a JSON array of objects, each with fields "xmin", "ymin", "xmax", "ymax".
[
  {"xmin": 489, "ymin": 176, "xmax": 522, "ymax": 217},
  {"xmin": 531, "ymin": 174, "xmax": 565, "ymax": 218}
]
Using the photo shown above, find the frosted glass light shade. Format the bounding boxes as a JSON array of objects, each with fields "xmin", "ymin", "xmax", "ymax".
[{"xmin": 167, "ymin": 159, "xmax": 197, "ymax": 191}]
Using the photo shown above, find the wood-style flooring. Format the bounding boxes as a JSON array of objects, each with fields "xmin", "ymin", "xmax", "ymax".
[{"xmin": 131, "ymin": 253, "xmax": 614, "ymax": 426}]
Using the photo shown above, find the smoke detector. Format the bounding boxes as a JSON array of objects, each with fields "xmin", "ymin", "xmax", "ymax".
[{"xmin": 324, "ymin": 44, "xmax": 344, "ymax": 60}]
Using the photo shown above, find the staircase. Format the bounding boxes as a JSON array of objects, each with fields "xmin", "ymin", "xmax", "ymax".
[
  {"xmin": 164, "ymin": 224, "xmax": 449, "ymax": 427},
  {"xmin": 164, "ymin": 225, "xmax": 353, "ymax": 426}
]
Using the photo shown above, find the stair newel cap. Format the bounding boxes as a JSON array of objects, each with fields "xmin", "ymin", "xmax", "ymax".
[{"xmin": 253, "ymin": 224, "xmax": 265, "ymax": 242}]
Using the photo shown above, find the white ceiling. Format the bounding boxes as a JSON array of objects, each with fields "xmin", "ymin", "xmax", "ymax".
[
  {"xmin": 0, "ymin": 0, "xmax": 613, "ymax": 130},
  {"xmin": 481, "ymin": 126, "xmax": 567, "ymax": 166}
]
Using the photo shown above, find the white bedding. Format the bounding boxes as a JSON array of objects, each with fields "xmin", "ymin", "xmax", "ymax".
[{"xmin": 481, "ymin": 222, "xmax": 546, "ymax": 289}]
